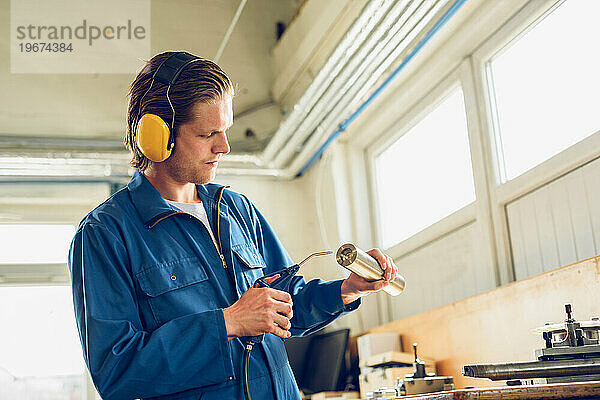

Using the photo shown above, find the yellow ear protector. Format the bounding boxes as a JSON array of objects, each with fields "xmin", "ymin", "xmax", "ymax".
[{"xmin": 136, "ymin": 52, "xmax": 201, "ymax": 162}]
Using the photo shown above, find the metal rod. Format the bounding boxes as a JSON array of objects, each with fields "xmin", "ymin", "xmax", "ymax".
[
  {"xmin": 261, "ymin": 0, "xmax": 398, "ymax": 164},
  {"xmin": 296, "ymin": 0, "xmax": 468, "ymax": 177},
  {"xmin": 214, "ymin": 0, "xmax": 247, "ymax": 63},
  {"xmin": 298, "ymin": 250, "xmax": 333, "ymax": 266},
  {"xmin": 335, "ymin": 243, "xmax": 405, "ymax": 296},
  {"xmin": 462, "ymin": 359, "xmax": 600, "ymax": 380},
  {"xmin": 271, "ymin": 0, "xmax": 422, "ymax": 169}
]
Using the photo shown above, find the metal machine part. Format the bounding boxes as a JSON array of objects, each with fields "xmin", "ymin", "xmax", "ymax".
[
  {"xmin": 409, "ymin": 343, "xmax": 428, "ymax": 378},
  {"xmin": 462, "ymin": 359, "xmax": 600, "ymax": 380},
  {"xmin": 399, "ymin": 343, "xmax": 454, "ymax": 395},
  {"xmin": 533, "ymin": 305, "xmax": 600, "ymax": 360},
  {"xmin": 335, "ymin": 243, "xmax": 406, "ymax": 296},
  {"xmin": 364, "ymin": 344, "xmax": 454, "ymax": 398},
  {"xmin": 463, "ymin": 304, "xmax": 600, "ymax": 384},
  {"xmin": 402, "ymin": 376, "xmax": 455, "ymax": 396},
  {"xmin": 366, "ymin": 388, "xmax": 398, "ymax": 400}
]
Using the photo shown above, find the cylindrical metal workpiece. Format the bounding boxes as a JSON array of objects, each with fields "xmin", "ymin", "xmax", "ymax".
[
  {"xmin": 335, "ymin": 243, "xmax": 405, "ymax": 296},
  {"xmin": 462, "ymin": 359, "xmax": 600, "ymax": 380}
]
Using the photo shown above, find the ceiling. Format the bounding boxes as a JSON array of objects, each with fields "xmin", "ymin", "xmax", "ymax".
[
  {"xmin": 0, "ymin": 0, "xmax": 303, "ymax": 154},
  {"xmin": 1, "ymin": 0, "xmax": 484, "ymax": 181}
]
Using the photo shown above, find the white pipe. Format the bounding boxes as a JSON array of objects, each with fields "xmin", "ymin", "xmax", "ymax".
[
  {"xmin": 232, "ymin": 0, "xmax": 441, "ymax": 176},
  {"xmin": 221, "ymin": 153, "xmax": 263, "ymax": 166},
  {"xmin": 271, "ymin": 0, "xmax": 445, "ymax": 171},
  {"xmin": 214, "ymin": 0, "xmax": 248, "ymax": 63},
  {"xmin": 310, "ymin": 0, "xmax": 444, "ymax": 148},
  {"xmin": 216, "ymin": 167, "xmax": 280, "ymax": 177},
  {"xmin": 260, "ymin": 0, "xmax": 396, "ymax": 164},
  {"xmin": 272, "ymin": 0, "xmax": 422, "ymax": 169},
  {"xmin": 284, "ymin": 0, "xmax": 448, "ymax": 177}
]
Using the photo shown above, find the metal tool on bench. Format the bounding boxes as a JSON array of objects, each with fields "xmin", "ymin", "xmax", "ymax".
[
  {"xmin": 365, "ymin": 343, "xmax": 454, "ymax": 399},
  {"xmin": 335, "ymin": 243, "xmax": 406, "ymax": 296},
  {"xmin": 365, "ymin": 387, "xmax": 398, "ymax": 400},
  {"xmin": 463, "ymin": 304, "xmax": 600, "ymax": 384},
  {"xmin": 399, "ymin": 343, "xmax": 454, "ymax": 395}
]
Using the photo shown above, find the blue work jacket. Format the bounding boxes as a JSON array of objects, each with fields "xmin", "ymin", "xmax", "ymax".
[{"xmin": 69, "ymin": 171, "xmax": 360, "ymax": 400}]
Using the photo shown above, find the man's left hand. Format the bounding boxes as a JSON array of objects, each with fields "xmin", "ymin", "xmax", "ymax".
[{"xmin": 340, "ymin": 248, "xmax": 398, "ymax": 305}]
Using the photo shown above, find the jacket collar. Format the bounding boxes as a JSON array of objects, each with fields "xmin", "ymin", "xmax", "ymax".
[{"xmin": 127, "ymin": 170, "xmax": 226, "ymax": 227}]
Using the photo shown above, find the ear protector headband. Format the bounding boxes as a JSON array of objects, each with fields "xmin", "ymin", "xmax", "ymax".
[{"xmin": 136, "ymin": 52, "xmax": 201, "ymax": 162}]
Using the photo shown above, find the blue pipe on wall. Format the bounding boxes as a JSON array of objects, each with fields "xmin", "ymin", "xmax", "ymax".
[{"xmin": 296, "ymin": 0, "xmax": 468, "ymax": 177}]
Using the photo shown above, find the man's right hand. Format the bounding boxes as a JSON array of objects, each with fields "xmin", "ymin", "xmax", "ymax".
[{"xmin": 222, "ymin": 278, "xmax": 293, "ymax": 340}]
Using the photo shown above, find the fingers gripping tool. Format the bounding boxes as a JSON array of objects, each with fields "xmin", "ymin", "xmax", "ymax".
[
  {"xmin": 241, "ymin": 251, "xmax": 332, "ymax": 400},
  {"xmin": 244, "ymin": 250, "xmax": 333, "ymax": 345}
]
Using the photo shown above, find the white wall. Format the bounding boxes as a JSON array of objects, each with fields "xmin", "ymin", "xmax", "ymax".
[
  {"xmin": 388, "ymin": 221, "xmax": 491, "ymax": 321},
  {"xmin": 216, "ymin": 173, "xmax": 334, "ymax": 279}
]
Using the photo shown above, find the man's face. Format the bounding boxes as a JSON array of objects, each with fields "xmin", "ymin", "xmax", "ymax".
[{"xmin": 163, "ymin": 96, "xmax": 232, "ymax": 184}]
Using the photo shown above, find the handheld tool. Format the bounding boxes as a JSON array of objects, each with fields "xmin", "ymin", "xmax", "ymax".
[
  {"xmin": 242, "ymin": 250, "xmax": 333, "ymax": 400},
  {"xmin": 245, "ymin": 250, "xmax": 333, "ymax": 344}
]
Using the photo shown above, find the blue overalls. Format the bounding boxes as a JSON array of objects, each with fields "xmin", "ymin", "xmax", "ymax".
[{"xmin": 69, "ymin": 171, "xmax": 360, "ymax": 399}]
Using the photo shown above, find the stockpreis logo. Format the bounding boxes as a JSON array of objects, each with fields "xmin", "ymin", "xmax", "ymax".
[{"xmin": 11, "ymin": 0, "xmax": 150, "ymax": 73}]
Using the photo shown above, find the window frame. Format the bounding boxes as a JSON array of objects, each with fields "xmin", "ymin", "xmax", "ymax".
[
  {"xmin": 345, "ymin": 0, "xmax": 600, "ymax": 288},
  {"xmin": 0, "ymin": 222, "xmax": 77, "ymax": 285},
  {"xmin": 365, "ymin": 63, "xmax": 483, "ymax": 260},
  {"xmin": 0, "ymin": 181, "xmax": 111, "ymax": 400},
  {"xmin": 474, "ymin": 0, "xmax": 600, "ymax": 192},
  {"xmin": 471, "ymin": 0, "xmax": 600, "ymax": 282},
  {"xmin": 0, "ymin": 282, "xmax": 97, "ymax": 400}
]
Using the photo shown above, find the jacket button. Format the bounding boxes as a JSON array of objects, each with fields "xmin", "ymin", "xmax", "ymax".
[{"xmin": 170, "ymin": 275, "xmax": 177, "ymax": 281}]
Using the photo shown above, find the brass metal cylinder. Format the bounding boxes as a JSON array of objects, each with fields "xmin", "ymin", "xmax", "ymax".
[{"xmin": 335, "ymin": 243, "xmax": 405, "ymax": 296}]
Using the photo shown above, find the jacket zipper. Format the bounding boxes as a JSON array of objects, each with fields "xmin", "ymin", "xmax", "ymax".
[{"xmin": 213, "ymin": 187, "xmax": 234, "ymax": 282}]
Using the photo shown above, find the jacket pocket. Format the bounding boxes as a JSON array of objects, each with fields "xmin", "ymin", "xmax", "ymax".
[
  {"xmin": 232, "ymin": 244, "xmax": 266, "ymax": 289},
  {"xmin": 137, "ymin": 256, "xmax": 208, "ymax": 296},
  {"xmin": 135, "ymin": 256, "xmax": 217, "ymax": 324}
]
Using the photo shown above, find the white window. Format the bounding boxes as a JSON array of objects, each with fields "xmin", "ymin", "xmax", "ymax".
[
  {"xmin": 487, "ymin": 0, "xmax": 600, "ymax": 183},
  {"xmin": 0, "ymin": 224, "xmax": 92, "ymax": 399},
  {"xmin": 0, "ymin": 286, "xmax": 86, "ymax": 400},
  {"xmin": 0, "ymin": 224, "xmax": 75, "ymax": 264},
  {"xmin": 374, "ymin": 87, "xmax": 475, "ymax": 248}
]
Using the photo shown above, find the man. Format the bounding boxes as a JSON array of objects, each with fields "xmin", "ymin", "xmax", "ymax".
[{"xmin": 69, "ymin": 51, "xmax": 399, "ymax": 400}]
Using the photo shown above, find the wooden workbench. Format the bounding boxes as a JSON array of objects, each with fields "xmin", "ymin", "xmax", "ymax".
[
  {"xmin": 363, "ymin": 256, "xmax": 600, "ymax": 389},
  {"xmin": 401, "ymin": 381, "xmax": 600, "ymax": 399}
]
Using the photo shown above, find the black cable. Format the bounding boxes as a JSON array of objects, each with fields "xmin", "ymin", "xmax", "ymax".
[
  {"xmin": 243, "ymin": 342, "xmax": 254, "ymax": 400},
  {"xmin": 239, "ymin": 263, "xmax": 301, "ymax": 399}
]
